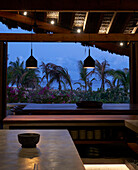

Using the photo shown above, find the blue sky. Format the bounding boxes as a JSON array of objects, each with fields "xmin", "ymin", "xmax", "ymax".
[{"xmin": 0, "ymin": 22, "xmax": 129, "ymax": 89}]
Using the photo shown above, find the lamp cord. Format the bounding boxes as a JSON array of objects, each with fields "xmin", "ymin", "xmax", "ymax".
[
  {"xmin": 31, "ymin": 28, "xmax": 33, "ymax": 56},
  {"xmin": 31, "ymin": 0, "xmax": 33, "ymax": 56},
  {"xmin": 89, "ymin": 13, "xmax": 90, "ymax": 56}
]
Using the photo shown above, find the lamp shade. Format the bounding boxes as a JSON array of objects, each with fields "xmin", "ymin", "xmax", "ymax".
[
  {"xmin": 26, "ymin": 49, "xmax": 37, "ymax": 69},
  {"xmin": 83, "ymin": 48, "xmax": 95, "ymax": 68}
]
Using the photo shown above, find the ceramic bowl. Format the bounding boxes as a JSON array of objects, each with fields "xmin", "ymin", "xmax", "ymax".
[
  {"xmin": 76, "ymin": 101, "xmax": 103, "ymax": 108},
  {"xmin": 18, "ymin": 133, "xmax": 40, "ymax": 148}
]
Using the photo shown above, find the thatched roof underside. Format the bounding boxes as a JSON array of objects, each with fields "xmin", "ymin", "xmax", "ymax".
[{"xmin": 0, "ymin": 11, "xmax": 137, "ymax": 56}]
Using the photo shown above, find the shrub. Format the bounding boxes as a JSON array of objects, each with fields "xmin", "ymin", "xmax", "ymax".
[
  {"xmin": 7, "ymin": 86, "xmax": 29, "ymax": 103},
  {"xmin": 7, "ymin": 86, "xmax": 130, "ymax": 104}
]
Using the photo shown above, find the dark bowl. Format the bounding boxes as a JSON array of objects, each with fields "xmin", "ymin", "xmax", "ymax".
[
  {"xmin": 18, "ymin": 133, "xmax": 40, "ymax": 148},
  {"xmin": 76, "ymin": 101, "xmax": 103, "ymax": 108}
]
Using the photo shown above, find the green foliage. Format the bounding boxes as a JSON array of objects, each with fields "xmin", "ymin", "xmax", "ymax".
[
  {"xmin": 7, "ymin": 57, "xmax": 40, "ymax": 88},
  {"xmin": 7, "ymin": 87, "xmax": 130, "ymax": 104},
  {"xmin": 40, "ymin": 62, "xmax": 72, "ymax": 90}
]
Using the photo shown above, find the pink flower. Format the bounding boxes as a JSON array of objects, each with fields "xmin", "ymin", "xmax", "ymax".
[{"xmin": 51, "ymin": 95, "xmax": 55, "ymax": 99}]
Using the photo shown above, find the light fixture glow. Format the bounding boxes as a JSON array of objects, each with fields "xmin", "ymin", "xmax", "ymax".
[
  {"xmin": 51, "ymin": 20, "xmax": 55, "ymax": 25},
  {"xmin": 83, "ymin": 48, "xmax": 95, "ymax": 69},
  {"xmin": 77, "ymin": 29, "xmax": 81, "ymax": 33},
  {"xmin": 120, "ymin": 42, "xmax": 124, "ymax": 46},
  {"xmin": 23, "ymin": 11, "xmax": 27, "ymax": 16}
]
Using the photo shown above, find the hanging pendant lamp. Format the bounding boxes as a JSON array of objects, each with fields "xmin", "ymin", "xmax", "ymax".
[
  {"xmin": 26, "ymin": 48, "xmax": 37, "ymax": 69},
  {"xmin": 26, "ymin": 22, "xmax": 37, "ymax": 69},
  {"xmin": 83, "ymin": 48, "xmax": 95, "ymax": 68}
]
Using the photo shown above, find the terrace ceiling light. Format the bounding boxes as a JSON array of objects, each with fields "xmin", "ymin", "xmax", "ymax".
[
  {"xmin": 50, "ymin": 20, "xmax": 55, "ymax": 25},
  {"xmin": 77, "ymin": 28, "xmax": 81, "ymax": 33},
  {"xmin": 23, "ymin": 11, "xmax": 27, "ymax": 16},
  {"xmin": 120, "ymin": 42, "xmax": 124, "ymax": 46},
  {"xmin": 83, "ymin": 48, "xmax": 95, "ymax": 69},
  {"xmin": 26, "ymin": 21, "xmax": 37, "ymax": 69}
]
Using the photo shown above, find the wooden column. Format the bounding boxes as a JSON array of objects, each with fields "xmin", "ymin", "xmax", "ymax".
[
  {"xmin": 0, "ymin": 42, "xmax": 7, "ymax": 122},
  {"xmin": 130, "ymin": 42, "xmax": 138, "ymax": 104}
]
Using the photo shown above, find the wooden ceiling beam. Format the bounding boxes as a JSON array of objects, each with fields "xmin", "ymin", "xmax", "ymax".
[
  {"xmin": 0, "ymin": 12, "xmax": 71, "ymax": 33},
  {"xmin": 0, "ymin": 33, "xmax": 137, "ymax": 42},
  {"xmin": 0, "ymin": 0, "xmax": 138, "ymax": 11}
]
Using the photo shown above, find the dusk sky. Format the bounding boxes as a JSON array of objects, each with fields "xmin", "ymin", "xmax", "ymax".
[{"xmin": 0, "ymin": 22, "xmax": 129, "ymax": 89}]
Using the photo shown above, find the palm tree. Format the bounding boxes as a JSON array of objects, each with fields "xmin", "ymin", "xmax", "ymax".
[
  {"xmin": 40, "ymin": 62, "xmax": 51, "ymax": 88},
  {"xmin": 74, "ymin": 82, "xmax": 85, "ymax": 90},
  {"xmin": 7, "ymin": 66, "xmax": 14, "ymax": 86},
  {"xmin": 59, "ymin": 68, "xmax": 72, "ymax": 90},
  {"xmin": 95, "ymin": 60, "xmax": 110, "ymax": 91},
  {"xmin": 7, "ymin": 57, "xmax": 25, "ymax": 87},
  {"xmin": 43, "ymin": 63, "xmax": 72, "ymax": 90},
  {"xmin": 7, "ymin": 57, "xmax": 40, "ymax": 89},
  {"xmin": 108, "ymin": 68, "xmax": 129, "ymax": 94},
  {"xmin": 75, "ymin": 60, "xmax": 95, "ymax": 92},
  {"xmin": 77, "ymin": 60, "xmax": 88, "ymax": 91},
  {"xmin": 86, "ymin": 69, "xmax": 96, "ymax": 92},
  {"xmin": 87, "ymin": 78, "xmax": 96, "ymax": 92},
  {"xmin": 21, "ymin": 69, "xmax": 40, "ymax": 89}
]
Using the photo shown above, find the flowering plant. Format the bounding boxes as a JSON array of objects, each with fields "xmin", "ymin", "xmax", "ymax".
[{"xmin": 7, "ymin": 86, "xmax": 29, "ymax": 103}]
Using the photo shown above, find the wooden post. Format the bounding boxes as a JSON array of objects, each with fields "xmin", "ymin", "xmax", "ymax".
[
  {"xmin": 0, "ymin": 42, "xmax": 7, "ymax": 122},
  {"xmin": 130, "ymin": 42, "xmax": 138, "ymax": 104}
]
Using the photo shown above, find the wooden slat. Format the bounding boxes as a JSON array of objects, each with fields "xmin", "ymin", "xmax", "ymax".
[
  {"xmin": 83, "ymin": 12, "xmax": 88, "ymax": 31},
  {"xmin": 106, "ymin": 12, "xmax": 117, "ymax": 34},
  {"xmin": 3, "ymin": 115, "xmax": 138, "ymax": 122},
  {"xmin": 59, "ymin": 12, "xmax": 75, "ymax": 29},
  {"xmin": 85, "ymin": 13, "xmax": 104, "ymax": 33},
  {"xmin": 0, "ymin": 0, "xmax": 138, "ymax": 11},
  {"xmin": 0, "ymin": 11, "xmax": 71, "ymax": 33},
  {"xmin": 109, "ymin": 13, "xmax": 132, "ymax": 33},
  {"xmin": 0, "ymin": 33, "xmax": 137, "ymax": 42},
  {"xmin": 132, "ymin": 26, "xmax": 138, "ymax": 34}
]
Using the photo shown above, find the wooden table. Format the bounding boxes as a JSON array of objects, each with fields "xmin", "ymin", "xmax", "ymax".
[
  {"xmin": 0, "ymin": 130, "xmax": 85, "ymax": 170},
  {"xmin": 23, "ymin": 103, "xmax": 138, "ymax": 115}
]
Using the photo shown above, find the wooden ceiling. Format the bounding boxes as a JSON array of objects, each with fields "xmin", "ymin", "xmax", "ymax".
[{"xmin": 0, "ymin": 0, "xmax": 138, "ymax": 56}]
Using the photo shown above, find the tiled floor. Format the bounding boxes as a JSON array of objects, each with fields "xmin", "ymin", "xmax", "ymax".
[{"xmin": 84, "ymin": 164, "xmax": 129, "ymax": 170}]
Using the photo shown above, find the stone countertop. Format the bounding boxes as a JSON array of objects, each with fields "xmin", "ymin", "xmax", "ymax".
[
  {"xmin": 0, "ymin": 129, "xmax": 85, "ymax": 170},
  {"xmin": 125, "ymin": 120, "xmax": 138, "ymax": 133},
  {"xmin": 22, "ymin": 103, "xmax": 138, "ymax": 115}
]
